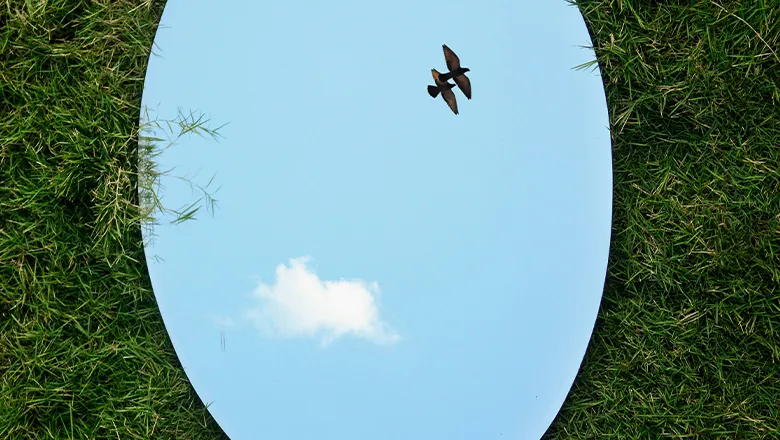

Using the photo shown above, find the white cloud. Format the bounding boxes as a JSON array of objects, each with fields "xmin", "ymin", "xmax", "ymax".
[{"xmin": 245, "ymin": 257, "xmax": 400, "ymax": 347}]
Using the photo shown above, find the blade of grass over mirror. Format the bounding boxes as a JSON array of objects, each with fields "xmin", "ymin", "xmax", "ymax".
[{"xmin": 138, "ymin": 106, "xmax": 226, "ymax": 250}]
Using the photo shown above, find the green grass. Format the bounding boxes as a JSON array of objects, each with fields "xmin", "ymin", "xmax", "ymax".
[{"xmin": 1, "ymin": 0, "xmax": 778, "ymax": 438}]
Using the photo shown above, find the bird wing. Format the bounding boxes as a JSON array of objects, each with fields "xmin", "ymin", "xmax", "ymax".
[
  {"xmin": 442, "ymin": 44, "xmax": 461, "ymax": 71},
  {"xmin": 431, "ymin": 68, "xmax": 444, "ymax": 85},
  {"xmin": 453, "ymin": 74, "xmax": 472, "ymax": 100},
  {"xmin": 441, "ymin": 88, "xmax": 458, "ymax": 115}
]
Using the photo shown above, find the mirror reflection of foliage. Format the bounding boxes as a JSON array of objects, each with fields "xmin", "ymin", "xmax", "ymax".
[{"xmin": 137, "ymin": 107, "xmax": 228, "ymax": 248}]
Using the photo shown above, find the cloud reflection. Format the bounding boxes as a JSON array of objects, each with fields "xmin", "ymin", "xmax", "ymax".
[{"xmin": 246, "ymin": 257, "xmax": 400, "ymax": 347}]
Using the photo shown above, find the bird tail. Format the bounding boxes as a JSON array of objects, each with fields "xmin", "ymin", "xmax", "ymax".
[{"xmin": 427, "ymin": 85, "xmax": 440, "ymax": 98}]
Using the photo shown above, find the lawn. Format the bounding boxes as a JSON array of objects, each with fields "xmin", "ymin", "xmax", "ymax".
[{"xmin": 1, "ymin": 0, "xmax": 778, "ymax": 438}]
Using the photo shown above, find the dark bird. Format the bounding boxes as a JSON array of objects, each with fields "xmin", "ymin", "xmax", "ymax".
[
  {"xmin": 427, "ymin": 69, "xmax": 459, "ymax": 115},
  {"xmin": 438, "ymin": 44, "xmax": 472, "ymax": 100}
]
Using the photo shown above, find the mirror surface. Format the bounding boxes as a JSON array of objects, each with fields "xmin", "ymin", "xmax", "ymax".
[{"xmin": 140, "ymin": 0, "xmax": 612, "ymax": 438}]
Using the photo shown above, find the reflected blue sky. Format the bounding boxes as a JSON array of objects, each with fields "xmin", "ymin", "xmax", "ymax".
[{"xmin": 140, "ymin": 0, "xmax": 612, "ymax": 439}]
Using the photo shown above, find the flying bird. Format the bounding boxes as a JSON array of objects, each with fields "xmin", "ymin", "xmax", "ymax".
[
  {"xmin": 427, "ymin": 69, "xmax": 459, "ymax": 115},
  {"xmin": 438, "ymin": 44, "xmax": 472, "ymax": 100}
]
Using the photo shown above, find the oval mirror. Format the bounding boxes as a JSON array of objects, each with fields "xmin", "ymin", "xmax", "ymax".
[{"xmin": 139, "ymin": 0, "xmax": 612, "ymax": 438}]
